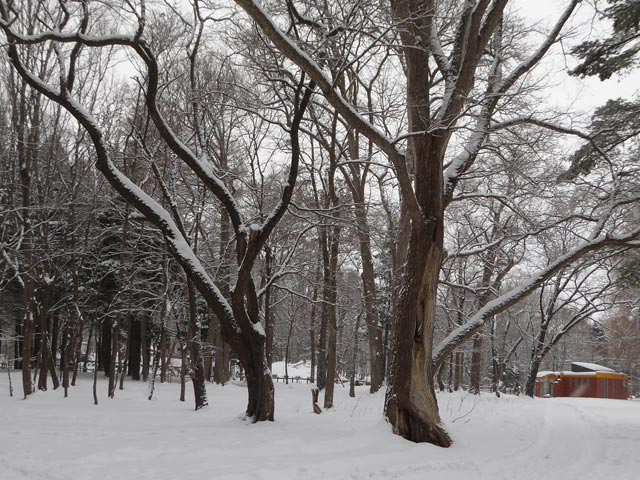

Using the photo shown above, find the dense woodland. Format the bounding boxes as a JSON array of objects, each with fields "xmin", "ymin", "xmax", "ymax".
[{"xmin": 1, "ymin": 0, "xmax": 639, "ymax": 447}]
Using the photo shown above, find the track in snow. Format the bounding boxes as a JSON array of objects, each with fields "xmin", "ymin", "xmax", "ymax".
[{"xmin": 1, "ymin": 373, "xmax": 639, "ymax": 480}]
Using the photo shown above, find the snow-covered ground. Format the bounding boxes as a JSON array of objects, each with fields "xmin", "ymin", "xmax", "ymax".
[{"xmin": 1, "ymin": 371, "xmax": 639, "ymax": 480}]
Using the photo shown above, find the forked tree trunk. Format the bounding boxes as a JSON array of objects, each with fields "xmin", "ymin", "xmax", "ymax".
[{"xmin": 383, "ymin": 0, "xmax": 454, "ymax": 446}]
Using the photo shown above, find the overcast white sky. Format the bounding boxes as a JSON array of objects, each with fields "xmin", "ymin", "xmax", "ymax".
[{"xmin": 512, "ymin": 0, "xmax": 639, "ymax": 116}]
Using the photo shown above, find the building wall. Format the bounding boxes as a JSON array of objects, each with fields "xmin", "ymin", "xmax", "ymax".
[
  {"xmin": 544, "ymin": 375, "xmax": 628, "ymax": 399},
  {"xmin": 593, "ymin": 375, "xmax": 629, "ymax": 400},
  {"xmin": 535, "ymin": 373, "xmax": 629, "ymax": 399},
  {"xmin": 554, "ymin": 376, "xmax": 598, "ymax": 398}
]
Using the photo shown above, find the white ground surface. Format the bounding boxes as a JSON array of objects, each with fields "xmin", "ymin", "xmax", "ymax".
[{"xmin": 1, "ymin": 371, "xmax": 639, "ymax": 480}]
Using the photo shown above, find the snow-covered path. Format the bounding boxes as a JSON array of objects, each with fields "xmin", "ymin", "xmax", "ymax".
[{"xmin": 0, "ymin": 373, "xmax": 638, "ymax": 480}]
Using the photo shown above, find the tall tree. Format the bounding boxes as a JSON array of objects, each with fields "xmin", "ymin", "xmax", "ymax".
[
  {"xmin": 0, "ymin": 0, "xmax": 314, "ymax": 422},
  {"xmin": 231, "ymin": 0, "xmax": 640, "ymax": 445}
]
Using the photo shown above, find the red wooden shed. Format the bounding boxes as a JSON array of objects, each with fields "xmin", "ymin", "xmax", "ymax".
[{"xmin": 535, "ymin": 362, "xmax": 629, "ymax": 399}]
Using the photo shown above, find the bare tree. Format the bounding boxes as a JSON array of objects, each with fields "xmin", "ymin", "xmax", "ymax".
[{"xmin": 0, "ymin": 0, "xmax": 314, "ymax": 422}]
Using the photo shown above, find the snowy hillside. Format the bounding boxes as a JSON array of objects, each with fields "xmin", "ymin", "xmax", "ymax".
[{"xmin": 1, "ymin": 373, "xmax": 639, "ymax": 479}]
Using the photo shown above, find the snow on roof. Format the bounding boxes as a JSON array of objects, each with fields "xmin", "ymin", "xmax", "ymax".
[
  {"xmin": 571, "ymin": 362, "xmax": 614, "ymax": 372},
  {"xmin": 536, "ymin": 367, "xmax": 626, "ymax": 380}
]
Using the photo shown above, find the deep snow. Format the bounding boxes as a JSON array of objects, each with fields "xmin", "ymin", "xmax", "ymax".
[{"xmin": 0, "ymin": 372, "xmax": 638, "ymax": 480}]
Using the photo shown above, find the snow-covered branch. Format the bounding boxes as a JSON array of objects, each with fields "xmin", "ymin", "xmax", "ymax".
[{"xmin": 433, "ymin": 225, "xmax": 640, "ymax": 367}]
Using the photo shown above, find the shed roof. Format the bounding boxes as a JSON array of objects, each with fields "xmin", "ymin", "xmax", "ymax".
[{"xmin": 571, "ymin": 362, "xmax": 614, "ymax": 373}]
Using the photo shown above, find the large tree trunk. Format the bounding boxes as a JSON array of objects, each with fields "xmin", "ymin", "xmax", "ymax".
[
  {"xmin": 383, "ymin": 0, "xmax": 449, "ymax": 443},
  {"xmin": 385, "ymin": 226, "xmax": 451, "ymax": 446},
  {"xmin": 243, "ymin": 343, "xmax": 274, "ymax": 421}
]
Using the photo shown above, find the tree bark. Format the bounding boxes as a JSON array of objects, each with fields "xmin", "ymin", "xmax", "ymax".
[
  {"xmin": 141, "ymin": 317, "xmax": 150, "ymax": 382},
  {"xmin": 469, "ymin": 332, "xmax": 484, "ymax": 394},
  {"xmin": 383, "ymin": 0, "xmax": 451, "ymax": 444},
  {"xmin": 263, "ymin": 245, "xmax": 274, "ymax": 368},
  {"xmin": 243, "ymin": 344, "xmax": 274, "ymax": 421},
  {"xmin": 385, "ymin": 225, "xmax": 451, "ymax": 446},
  {"xmin": 353, "ymin": 199, "xmax": 385, "ymax": 393},
  {"xmin": 349, "ymin": 313, "xmax": 361, "ymax": 398},
  {"xmin": 186, "ymin": 279, "xmax": 208, "ymax": 410},
  {"xmin": 128, "ymin": 317, "xmax": 141, "ymax": 381},
  {"xmin": 322, "ymin": 223, "xmax": 340, "ymax": 409}
]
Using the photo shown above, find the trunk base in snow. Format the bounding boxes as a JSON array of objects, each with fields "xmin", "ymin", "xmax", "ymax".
[
  {"xmin": 386, "ymin": 399, "xmax": 451, "ymax": 446},
  {"xmin": 245, "ymin": 359, "xmax": 275, "ymax": 422}
]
